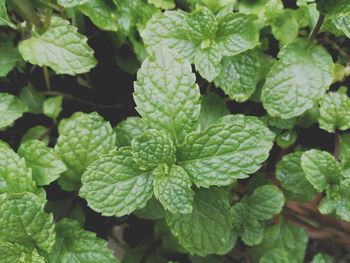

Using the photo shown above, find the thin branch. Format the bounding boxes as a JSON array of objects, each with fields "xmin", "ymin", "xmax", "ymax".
[
  {"xmin": 43, "ymin": 66, "xmax": 51, "ymax": 91},
  {"xmin": 308, "ymin": 14, "xmax": 325, "ymax": 41}
]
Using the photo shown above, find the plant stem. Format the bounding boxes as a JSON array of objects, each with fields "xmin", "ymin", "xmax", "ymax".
[
  {"xmin": 9, "ymin": 0, "xmax": 42, "ymax": 28},
  {"xmin": 308, "ymin": 14, "xmax": 325, "ymax": 40},
  {"xmin": 334, "ymin": 133, "xmax": 340, "ymax": 161},
  {"xmin": 43, "ymin": 66, "xmax": 51, "ymax": 91}
]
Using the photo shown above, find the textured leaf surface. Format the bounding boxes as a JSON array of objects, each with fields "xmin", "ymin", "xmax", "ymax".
[
  {"xmin": 301, "ymin": 150, "xmax": 342, "ymax": 191},
  {"xmin": 58, "ymin": 0, "xmax": 87, "ymax": 7},
  {"xmin": 0, "ymin": 93, "xmax": 27, "ymax": 130},
  {"xmin": 115, "ymin": 117, "xmax": 148, "ymax": 147},
  {"xmin": 43, "ymin": 96, "xmax": 63, "ymax": 120},
  {"xmin": 248, "ymin": 185, "xmax": 285, "ymax": 220},
  {"xmin": 80, "ymin": 148, "xmax": 153, "ymax": 216},
  {"xmin": 134, "ymin": 47, "xmax": 200, "ymax": 144},
  {"xmin": 142, "ymin": 11, "xmax": 197, "ymax": 60},
  {"xmin": 260, "ymin": 249, "xmax": 290, "ymax": 263},
  {"xmin": 148, "ymin": 0, "xmax": 175, "ymax": 9},
  {"xmin": 216, "ymin": 13, "xmax": 259, "ymax": 56},
  {"xmin": 0, "ymin": 33, "xmax": 19, "ymax": 77},
  {"xmin": 276, "ymin": 152, "xmax": 316, "ymax": 201},
  {"xmin": 262, "ymin": 39, "xmax": 333, "ymax": 119},
  {"xmin": 18, "ymin": 140, "xmax": 66, "ymax": 186},
  {"xmin": 48, "ymin": 219, "xmax": 117, "ymax": 263},
  {"xmin": 0, "ymin": 141, "xmax": 37, "ymax": 194},
  {"xmin": 153, "ymin": 165, "xmax": 194, "ymax": 214},
  {"xmin": 79, "ymin": 0, "xmax": 118, "ymax": 31},
  {"xmin": 178, "ymin": 115, "xmax": 274, "ymax": 187},
  {"xmin": 131, "ymin": 129, "xmax": 176, "ymax": 170},
  {"xmin": 199, "ymin": 92, "xmax": 229, "ymax": 130},
  {"xmin": 241, "ymin": 220, "xmax": 263, "ymax": 246},
  {"xmin": 0, "ymin": 242, "xmax": 44, "ymax": 263},
  {"xmin": 55, "ymin": 112, "xmax": 115, "ymax": 191},
  {"xmin": 19, "ymin": 16, "xmax": 96, "ymax": 75},
  {"xmin": 194, "ymin": 44, "xmax": 222, "ymax": 81},
  {"xmin": 312, "ymin": 253, "xmax": 334, "ymax": 263},
  {"xmin": 214, "ymin": 50, "xmax": 261, "ymax": 102},
  {"xmin": 166, "ymin": 187, "xmax": 236, "ymax": 256},
  {"xmin": 0, "ymin": 193, "xmax": 55, "ymax": 253},
  {"xmin": 318, "ymin": 91, "xmax": 350, "ymax": 132},
  {"xmin": 184, "ymin": 7, "xmax": 217, "ymax": 41}
]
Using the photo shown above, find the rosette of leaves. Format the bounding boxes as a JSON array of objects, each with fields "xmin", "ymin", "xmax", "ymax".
[
  {"xmin": 79, "ymin": 47, "xmax": 275, "ymax": 256},
  {"xmin": 141, "ymin": 6, "xmax": 259, "ymax": 82}
]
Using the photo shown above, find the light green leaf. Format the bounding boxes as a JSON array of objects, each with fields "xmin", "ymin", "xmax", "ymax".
[
  {"xmin": 80, "ymin": 148, "xmax": 153, "ymax": 216},
  {"xmin": 312, "ymin": 253, "xmax": 334, "ymax": 263},
  {"xmin": 0, "ymin": 242, "xmax": 45, "ymax": 263},
  {"xmin": 332, "ymin": 13, "xmax": 350, "ymax": 38},
  {"xmin": 0, "ymin": 192, "xmax": 55, "ymax": 253},
  {"xmin": 268, "ymin": 9, "xmax": 299, "ymax": 45},
  {"xmin": 216, "ymin": 13, "xmax": 259, "ymax": 56},
  {"xmin": 276, "ymin": 129, "xmax": 297, "ymax": 149},
  {"xmin": 57, "ymin": 0, "xmax": 87, "ymax": 7},
  {"xmin": 148, "ymin": 0, "xmax": 175, "ymax": 9},
  {"xmin": 141, "ymin": 11, "xmax": 198, "ymax": 60},
  {"xmin": 214, "ymin": 50, "xmax": 261, "ymax": 102},
  {"xmin": 276, "ymin": 152, "xmax": 317, "ymax": 201},
  {"xmin": 153, "ymin": 164, "xmax": 194, "ymax": 214},
  {"xmin": 79, "ymin": 0, "xmax": 118, "ymax": 31},
  {"xmin": 241, "ymin": 220, "xmax": 263, "ymax": 246},
  {"xmin": 18, "ymin": 140, "xmax": 66, "ymax": 186},
  {"xmin": 318, "ymin": 91, "xmax": 350, "ymax": 132},
  {"xmin": 178, "ymin": 114, "xmax": 274, "ymax": 187},
  {"xmin": 301, "ymin": 149, "xmax": 342, "ymax": 191},
  {"xmin": 166, "ymin": 187, "xmax": 236, "ymax": 256},
  {"xmin": 131, "ymin": 129, "xmax": 176, "ymax": 170},
  {"xmin": 134, "ymin": 47, "xmax": 200, "ymax": 144},
  {"xmin": 199, "ymin": 92, "xmax": 229, "ymax": 130},
  {"xmin": 55, "ymin": 112, "xmax": 115, "ymax": 191},
  {"xmin": 0, "ymin": 33, "xmax": 19, "ymax": 77},
  {"xmin": 114, "ymin": 117, "xmax": 148, "ymax": 147},
  {"xmin": 48, "ymin": 219, "xmax": 117, "ymax": 263},
  {"xmin": 19, "ymin": 86, "xmax": 45, "ymax": 114},
  {"xmin": 19, "ymin": 16, "xmax": 96, "ymax": 75},
  {"xmin": 184, "ymin": 7, "xmax": 217, "ymax": 41},
  {"xmin": 43, "ymin": 96, "xmax": 63, "ymax": 119},
  {"xmin": 0, "ymin": 0, "xmax": 15, "ymax": 28},
  {"xmin": 0, "ymin": 141, "xmax": 37, "ymax": 194},
  {"xmin": 248, "ymin": 185, "xmax": 285, "ymax": 221},
  {"xmin": 0, "ymin": 93, "xmax": 27, "ymax": 130},
  {"xmin": 21, "ymin": 125, "xmax": 50, "ymax": 145},
  {"xmin": 194, "ymin": 44, "xmax": 222, "ymax": 81},
  {"xmin": 262, "ymin": 39, "xmax": 334, "ymax": 119}
]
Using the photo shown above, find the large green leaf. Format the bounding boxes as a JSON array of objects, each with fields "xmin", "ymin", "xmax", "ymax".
[
  {"xmin": 0, "ymin": 33, "xmax": 19, "ymax": 77},
  {"xmin": 262, "ymin": 39, "xmax": 333, "ymax": 119}
]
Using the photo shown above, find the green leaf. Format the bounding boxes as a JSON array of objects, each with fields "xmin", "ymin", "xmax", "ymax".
[
  {"xmin": 134, "ymin": 197, "xmax": 165, "ymax": 220},
  {"xmin": 276, "ymin": 129, "xmax": 297, "ymax": 149},
  {"xmin": 318, "ymin": 91, "xmax": 350, "ymax": 132},
  {"xmin": 148, "ymin": 0, "xmax": 175, "ymax": 9},
  {"xmin": 0, "ymin": 0, "xmax": 15, "ymax": 28},
  {"xmin": 301, "ymin": 150, "xmax": 342, "ymax": 191},
  {"xmin": 115, "ymin": 117, "xmax": 148, "ymax": 147},
  {"xmin": 276, "ymin": 152, "xmax": 317, "ymax": 201},
  {"xmin": 241, "ymin": 220, "xmax": 263, "ymax": 246},
  {"xmin": 0, "ymin": 242, "xmax": 45, "ymax": 263},
  {"xmin": 199, "ymin": 92, "xmax": 229, "ymax": 130},
  {"xmin": 166, "ymin": 187, "xmax": 236, "ymax": 256},
  {"xmin": 19, "ymin": 86, "xmax": 46, "ymax": 114},
  {"xmin": 184, "ymin": 7, "xmax": 217, "ymax": 41},
  {"xmin": 259, "ymin": 249, "xmax": 291, "ymax": 263},
  {"xmin": 262, "ymin": 39, "xmax": 334, "ymax": 119},
  {"xmin": 214, "ymin": 50, "xmax": 261, "ymax": 102},
  {"xmin": 79, "ymin": 0, "xmax": 118, "ymax": 31},
  {"xmin": 248, "ymin": 185, "xmax": 285, "ymax": 221},
  {"xmin": 0, "ymin": 33, "xmax": 19, "ymax": 77},
  {"xmin": 216, "ymin": 13, "xmax": 259, "ymax": 57},
  {"xmin": 58, "ymin": 0, "xmax": 87, "ymax": 7},
  {"xmin": 340, "ymin": 134, "xmax": 350, "ymax": 172},
  {"xmin": 0, "ymin": 93, "xmax": 27, "ymax": 130},
  {"xmin": 194, "ymin": 44, "xmax": 222, "ymax": 81},
  {"xmin": 252, "ymin": 219, "xmax": 308, "ymax": 263},
  {"xmin": 153, "ymin": 164, "xmax": 194, "ymax": 214},
  {"xmin": 18, "ymin": 16, "xmax": 96, "ymax": 75},
  {"xmin": 316, "ymin": 0, "xmax": 350, "ymax": 15},
  {"xmin": 134, "ymin": 47, "xmax": 201, "ymax": 144},
  {"xmin": 332, "ymin": 13, "xmax": 350, "ymax": 38},
  {"xmin": 43, "ymin": 96, "xmax": 63, "ymax": 119},
  {"xmin": 0, "ymin": 192, "xmax": 55, "ymax": 253},
  {"xmin": 18, "ymin": 140, "xmax": 66, "ymax": 186},
  {"xmin": 55, "ymin": 112, "xmax": 115, "ymax": 191},
  {"xmin": 131, "ymin": 129, "xmax": 176, "ymax": 170},
  {"xmin": 142, "ymin": 11, "xmax": 198, "ymax": 60},
  {"xmin": 0, "ymin": 141, "xmax": 37, "ymax": 194},
  {"xmin": 21, "ymin": 125, "xmax": 50, "ymax": 145},
  {"xmin": 178, "ymin": 114, "xmax": 274, "ymax": 187},
  {"xmin": 312, "ymin": 253, "xmax": 334, "ymax": 263},
  {"xmin": 48, "ymin": 219, "xmax": 117, "ymax": 263},
  {"xmin": 268, "ymin": 9, "xmax": 299, "ymax": 45},
  {"xmin": 80, "ymin": 148, "xmax": 153, "ymax": 216}
]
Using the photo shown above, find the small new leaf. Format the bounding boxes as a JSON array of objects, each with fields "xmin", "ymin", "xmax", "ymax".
[{"xmin": 0, "ymin": 93, "xmax": 27, "ymax": 130}]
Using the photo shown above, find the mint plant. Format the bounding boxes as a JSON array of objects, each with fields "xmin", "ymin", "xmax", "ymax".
[{"xmin": 1, "ymin": 0, "xmax": 350, "ymax": 262}]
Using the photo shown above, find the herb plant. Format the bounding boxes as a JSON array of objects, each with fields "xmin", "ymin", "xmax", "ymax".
[{"xmin": 0, "ymin": 0, "xmax": 350, "ymax": 262}]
